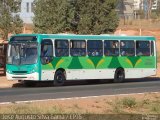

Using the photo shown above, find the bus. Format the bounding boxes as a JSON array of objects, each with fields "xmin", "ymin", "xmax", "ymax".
[{"xmin": 6, "ymin": 34, "xmax": 157, "ymax": 86}]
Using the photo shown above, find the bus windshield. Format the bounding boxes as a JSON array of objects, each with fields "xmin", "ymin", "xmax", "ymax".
[{"xmin": 7, "ymin": 42, "xmax": 38, "ymax": 65}]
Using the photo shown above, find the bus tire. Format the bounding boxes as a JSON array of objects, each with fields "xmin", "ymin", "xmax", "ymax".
[
  {"xmin": 54, "ymin": 70, "xmax": 66, "ymax": 86},
  {"xmin": 114, "ymin": 68, "xmax": 125, "ymax": 83}
]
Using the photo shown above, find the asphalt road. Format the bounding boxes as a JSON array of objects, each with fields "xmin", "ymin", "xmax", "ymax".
[{"xmin": 0, "ymin": 78, "xmax": 160, "ymax": 103}]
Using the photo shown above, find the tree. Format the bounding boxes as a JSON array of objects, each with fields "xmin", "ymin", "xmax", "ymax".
[
  {"xmin": 75, "ymin": 0, "xmax": 119, "ymax": 34},
  {"xmin": 33, "ymin": 0, "xmax": 71, "ymax": 33},
  {"xmin": 12, "ymin": 15, "xmax": 23, "ymax": 34},
  {"xmin": 33, "ymin": 0, "xmax": 119, "ymax": 34},
  {"xmin": 0, "ymin": 0, "xmax": 23, "ymax": 40}
]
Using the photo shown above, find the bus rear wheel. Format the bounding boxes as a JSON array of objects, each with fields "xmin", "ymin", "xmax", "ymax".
[
  {"xmin": 114, "ymin": 68, "xmax": 125, "ymax": 83},
  {"xmin": 54, "ymin": 70, "xmax": 66, "ymax": 86}
]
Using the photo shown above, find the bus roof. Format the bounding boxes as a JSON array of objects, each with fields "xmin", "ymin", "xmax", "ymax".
[{"xmin": 10, "ymin": 34, "xmax": 156, "ymax": 42}]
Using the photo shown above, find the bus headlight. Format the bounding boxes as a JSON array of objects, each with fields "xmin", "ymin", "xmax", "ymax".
[
  {"xmin": 30, "ymin": 69, "xmax": 36, "ymax": 73},
  {"xmin": 30, "ymin": 66, "xmax": 38, "ymax": 73},
  {"xmin": 6, "ymin": 69, "xmax": 12, "ymax": 74}
]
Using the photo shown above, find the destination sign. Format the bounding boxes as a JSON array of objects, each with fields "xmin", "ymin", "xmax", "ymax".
[{"xmin": 10, "ymin": 36, "xmax": 37, "ymax": 42}]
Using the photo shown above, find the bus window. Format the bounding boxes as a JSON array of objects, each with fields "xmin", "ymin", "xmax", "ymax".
[
  {"xmin": 55, "ymin": 40, "xmax": 69, "ymax": 57},
  {"xmin": 70, "ymin": 40, "xmax": 86, "ymax": 56},
  {"xmin": 104, "ymin": 40, "xmax": 119, "ymax": 56},
  {"xmin": 87, "ymin": 40, "xmax": 103, "ymax": 56},
  {"xmin": 151, "ymin": 41, "xmax": 154, "ymax": 56},
  {"xmin": 120, "ymin": 41, "xmax": 135, "ymax": 56},
  {"xmin": 41, "ymin": 39, "xmax": 53, "ymax": 64},
  {"xmin": 136, "ymin": 41, "xmax": 150, "ymax": 56}
]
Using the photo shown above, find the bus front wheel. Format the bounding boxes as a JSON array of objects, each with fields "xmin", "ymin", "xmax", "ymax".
[
  {"xmin": 114, "ymin": 68, "xmax": 125, "ymax": 83},
  {"xmin": 54, "ymin": 70, "xmax": 66, "ymax": 86}
]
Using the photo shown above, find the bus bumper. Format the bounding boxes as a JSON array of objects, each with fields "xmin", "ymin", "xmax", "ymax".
[{"xmin": 6, "ymin": 72, "xmax": 39, "ymax": 81}]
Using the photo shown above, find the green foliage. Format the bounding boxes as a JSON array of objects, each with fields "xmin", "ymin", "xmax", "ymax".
[
  {"xmin": 112, "ymin": 99, "xmax": 122, "ymax": 113},
  {"xmin": 142, "ymin": 99, "xmax": 150, "ymax": 105},
  {"xmin": 12, "ymin": 15, "xmax": 23, "ymax": 34},
  {"xmin": 77, "ymin": 0, "xmax": 119, "ymax": 34},
  {"xmin": 122, "ymin": 97, "xmax": 137, "ymax": 108},
  {"xmin": 33, "ymin": 0, "xmax": 119, "ymax": 34},
  {"xmin": 33, "ymin": 0, "xmax": 70, "ymax": 33},
  {"xmin": 150, "ymin": 103, "xmax": 160, "ymax": 113},
  {"xmin": 0, "ymin": 0, "xmax": 23, "ymax": 40},
  {"xmin": 151, "ymin": 10, "xmax": 159, "ymax": 19}
]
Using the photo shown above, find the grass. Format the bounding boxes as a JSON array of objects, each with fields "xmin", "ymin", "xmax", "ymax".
[
  {"xmin": 73, "ymin": 104, "xmax": 81, "ymax": 109},
  {"xmin": 0, "ymin": 104, "xmax": 64, "ymax": 114},
  {"xmin": 150, "ymin": 103, "xmax": 160, "ymax": 113},
  {"xmin": 0, "ymin": 93, "xmax": 159, "ymax": 114},
  {"xmin": 111, "ymin": 98, "xmax": 122, "ymax": 113},
  {"xmin": 49, "ymin": 106, "xmax": 64, "ymax": 114},
  {"xmin": 110, "ymin": 97, "xmax": 137, "ymax": 113},
  {"xmin": 121, "ymin": 97, "xmax": 137, "ymax": 108},
  {"xmin": 141, "ymin": 99, "xmax": 150, "ymax": 106},
  {"xmin": 109, "ymin": 94, "xmax": 160, "ymax": 114},
  {"xmin": 149, "ymin": 95, "xmax": 160, "ymax": 113},
  {"xmin": 0, "ymin": 104, "xmax": 41, "ymax": 114}
]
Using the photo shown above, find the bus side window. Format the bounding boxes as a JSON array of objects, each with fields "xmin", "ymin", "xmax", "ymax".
[
  {"xmin": 120, "ymin": 41, "xmax": 135, "ymax": 56},
  {"xmin": 70, "ymin": 40, "xmax": 86, "ymax": 56},
  {"xmin": 41, "ymin": 45, "xmax": 52, "ymax": 57},
  {"xmin": 87, "ymin": 40, "xmax": 103, "ymax": 57},
  {"xmin": 55, "ymin": 40, "xmax": 69, "ymax": 57},
  {"xmin": 104, "ymin": 40, "xmax": 119, "ymax": 56},
  {"xmin": 136, "ymin": 41, "xmax": 150, "ymax": 56},
  {"xmin": 41, "ymin": 39, "xmax": 53, "ymax": 64}
]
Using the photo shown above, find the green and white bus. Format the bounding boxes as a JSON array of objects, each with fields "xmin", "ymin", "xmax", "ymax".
[{"xmin": 6, "ymin": 34, "xmax": 157, "ymax": 86}]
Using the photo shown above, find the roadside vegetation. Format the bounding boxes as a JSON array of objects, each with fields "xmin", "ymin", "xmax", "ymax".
[
  {"xmin": 0, "ymin": 93, "xmax": 160, "ymax": 114},
  {"xmin": 0, "ymin": 0, "xmax": 23, "ymax": 40},
  {"xmin": 33, "ymin": 0, "xmax": 119, "ymax": 34}
]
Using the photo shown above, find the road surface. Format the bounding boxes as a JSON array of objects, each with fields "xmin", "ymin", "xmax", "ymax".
[{"xmin": 0, "ymin": 78, "xmax": 160, "ymax": 103}]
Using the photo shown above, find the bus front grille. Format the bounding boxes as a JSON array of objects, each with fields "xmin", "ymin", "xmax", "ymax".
[
  {"xmin": 12, "ymin": 71, "xmax": 28, "ymax": 74},
  {"xmin": 12, "ymin": 77, "xmax": 27, "ymax": 78}
]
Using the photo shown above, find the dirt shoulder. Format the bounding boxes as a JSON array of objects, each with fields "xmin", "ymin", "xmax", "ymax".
[
  {"xmin": 0, "ymin": 92, "xmax": 159, "ymax": 114},
  {"xmin": 0, "ymin": 76, "xmax": 18, "ymax": 88}
]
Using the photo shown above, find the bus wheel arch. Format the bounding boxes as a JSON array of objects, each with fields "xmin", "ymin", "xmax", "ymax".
[
  {"xmin": 114, "ymin": 67, "xmax": 125, "ymax": 83},
  {"xmin": 54, "ymin": 68, "xmax": 66, "ymax": 86}
]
